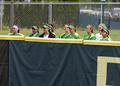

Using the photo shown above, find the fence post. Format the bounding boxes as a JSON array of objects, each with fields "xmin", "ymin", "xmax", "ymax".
[
  {"xmin": 10, "ymin": 0, "xmax": 14, "ymax": 28},
  {"xmin": 100, "ymin": 0, "xmax": 106, "ymax": 24},
  {"xmin": 48, "ymin": 2, "xmax": 52, "ymax": 24},
  {"xmin": 0, "ymin": 0, "xmax": 4, "ymax": 31},
  {"xmin": 100, "ymin": 3, "xmax": 103, "ymax": 24}
]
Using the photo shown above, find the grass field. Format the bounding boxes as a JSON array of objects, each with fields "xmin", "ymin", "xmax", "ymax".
[{"xmin": 0, "ymin": 28, "xmax": 120, "ymax": 41}]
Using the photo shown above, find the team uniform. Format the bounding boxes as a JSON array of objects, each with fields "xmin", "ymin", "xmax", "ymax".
[
  {"xmin": 65, "ymin": 33, "xmax": 80, "ymax": 39},
  {"xmin": 95, "ymin": 33, "xmax": 103, "ymax": 41},
  {"xmin": 8, "ymin": 25, "xmax": 24, "ymax": 37},
  {"xmin": 83, "ymin": 33, "xmax": 96, "ymax": 40},
  {"xmin": 100, "ymin": 36, "xmax": 111, "ymax": 41},
  {"xmin": 27, "ymin": 26, "xmax": 40, "ymax": 37},
  {"xmin": 28, "ymin": 33, "xmax": 40, "ymax": 37},
  {"xmin": 8, "ymin": 33, "xmax": 24, "ymax": 36},
  {"xmin": 39, "ymin": 24, "xmax": 56, "ymax": 38},
  {"xmin": 39, "ymin": 32, "xmax": 55, "ymax": 38},
  {"xmin": 60, "ymin": 33, "xmax": 70, "ymax": 38},
  {"xmin": 52, "ymin": 32, "xmax": 56, "ymax": 37},
  {"xmin": 98, "ymin": 23, "xmax": 111, "ymax": 41},
  {"xmin": 63, "ymin": 24, "xmax": 80, "ymax": 39}
]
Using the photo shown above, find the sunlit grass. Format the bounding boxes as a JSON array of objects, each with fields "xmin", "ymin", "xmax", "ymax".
[{"xmin": 0, "ymin": 27, "xmax": 120, "ymax": 41}]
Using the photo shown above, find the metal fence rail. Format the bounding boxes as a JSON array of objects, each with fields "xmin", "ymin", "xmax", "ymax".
[{"xmin": 1, "ymin": 2, "xmax": 120, "ymax": 5}]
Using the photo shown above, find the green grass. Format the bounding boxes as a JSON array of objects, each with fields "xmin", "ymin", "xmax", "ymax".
[{"xmin": 0, "ymin": 28, "xmax": 120, "ymax": 41}]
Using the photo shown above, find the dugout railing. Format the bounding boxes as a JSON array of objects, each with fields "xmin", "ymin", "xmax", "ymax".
[{"xmin": 0, "ymin": 36, "xmax": 120, "ymax": 46}]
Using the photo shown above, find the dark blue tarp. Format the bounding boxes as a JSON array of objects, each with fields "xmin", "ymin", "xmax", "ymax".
[
  {"xmin": 9, "ymin": 40, "xmax": 120, "ymax": 86},
  {"xmin": 0, "ymin": 40, "xmax": 9, "ymax": 86}
]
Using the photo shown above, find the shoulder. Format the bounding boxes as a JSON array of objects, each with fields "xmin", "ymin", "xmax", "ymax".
[
  {"xmin": 83, "ymin": 32, "xmax": 89, "ymax": 36},
  {"xmin": 91, "ymin": 33, "xmax": 95, "ymax": 37},
  {"xmin": 60, "ymin": 33, "xmax": 66, "ymax": 38},
  {"xmin": 17, "ymin": 33, "xmax": 24, "ymax": 36},
  {"xmin": 27, "ymin": 33, "xmax": 33, "ymax": 37},
  {"xmin": 75, "ymin": 32, "xmax": 79, "ymax": 35},
  {"xmin": 8, "ymin": 33, "xmax": 13, "ymax": 35},
  {"xmin": 49, "ymin": 32, "xmax": 55, "ymax": 38},
  {"xmin": 108, "ymin": 36, "xmax": 112, "ymax": 41},
  {"xmin": 95, "ymin": 33, "xmax": 99, "ymax": 35},
  {"xmin": 60, "ymin": 33, "xmax": 65, "ymax": 36},
  {"xmin": 74, "ymin": 33, "xmax": 80, "ymax": 39},
  {"xmin": 39, "ymin": 33, "xmax": 44, "ymax": 37},
  {"xmin": 75, "ymin": 33, "xmax": 80, "ymax": 37}
]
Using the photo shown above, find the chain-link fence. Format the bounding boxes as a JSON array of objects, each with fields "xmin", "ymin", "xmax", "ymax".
[{"xmin": 1, "ymin": 2, "xmax": 120, "ymax": 29}]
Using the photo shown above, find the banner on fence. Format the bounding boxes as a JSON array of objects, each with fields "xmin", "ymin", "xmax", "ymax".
[{"xmin": 8, "ymin": 40, "xmax": 120, "ymax": 86}]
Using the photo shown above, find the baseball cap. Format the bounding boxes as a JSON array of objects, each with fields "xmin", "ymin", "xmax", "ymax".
[
  {"xmin": 42, "ymin": 24, "xmax": 50, "ymax": 29},
  {"xmin": 99, "ymin": 23, "xmax": 108, "ymax": 30},
  {"xmin": 68, "ymin": 25, "xmax": 75, "ymax": 29},
  {"xmin": 103, "ymin": 28, "xmax": 109, "ymax": 35},
  {"xmin": 32, "ymin": 26, "xmax": 38, "ymax": 30}
]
